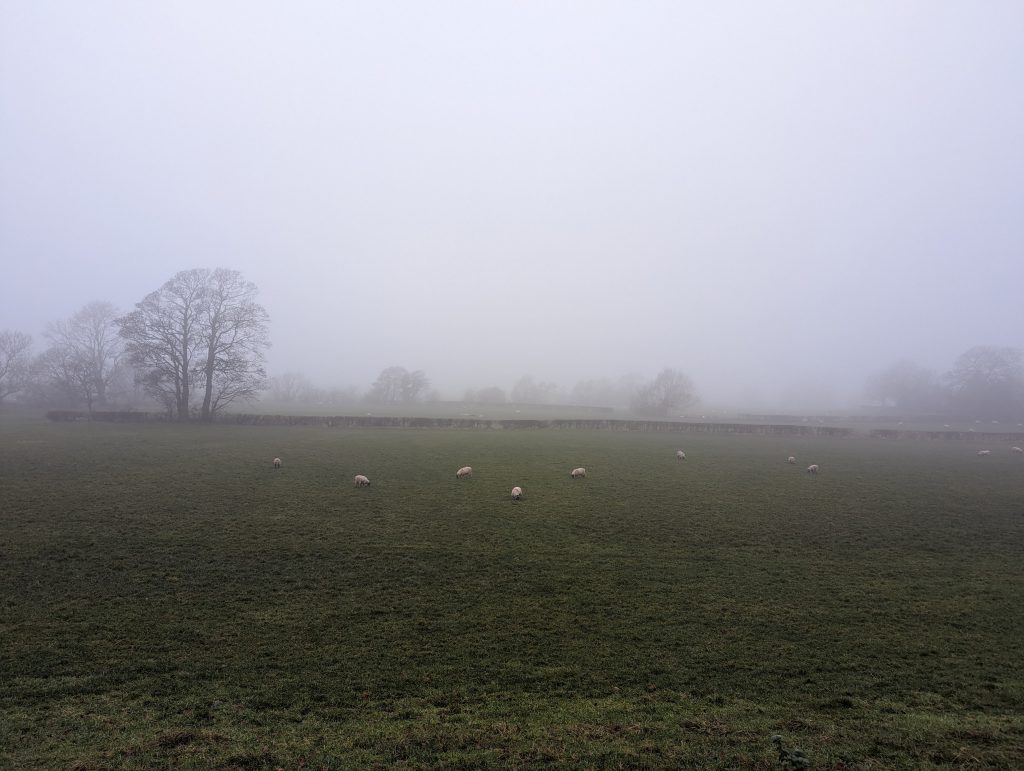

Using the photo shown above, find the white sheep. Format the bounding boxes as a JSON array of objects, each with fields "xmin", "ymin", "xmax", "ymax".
[
  {"xmin": 1012, "ymin": 447, "xmax": 1024, "ymax": 454},
  {"xmin": 787, "ymin": 456, "xmax": 796, "ymax": 464},
  {"xmin": 273, "ymin": 457, "xmax": 282, "ymax": 469},
  {"xmin": 571, "ymin": 467, "xmax": 586, "ymax": 478},
  {"xmin": 456, "ymin": 466, "xmax": 473, "ymax": 478},
  {"xmin": 676, "ymin": 450, "xmax": 686, "ymax": 460},
  {"xmin": 511, "ymin": 486, "xmax": 523, "ymax": 500},
  {"xmin": 354, "ymin": 474, "xmax": 371, "ymax": 486},
  {"xmin": 806, "ymin": 464, "xmax": 819, "ymax": 474},
  {"xmin": 977, "ymin": 450, "xmax": 991, "ymax": 457}
]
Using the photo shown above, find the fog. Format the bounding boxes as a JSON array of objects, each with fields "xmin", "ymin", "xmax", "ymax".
[{"xmin": 2, "ymin": 2, "xmax": 1023, "ymax": 409}]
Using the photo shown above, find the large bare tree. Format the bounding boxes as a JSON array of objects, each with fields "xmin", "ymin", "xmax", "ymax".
[
  {"xmin": 0, "ymin": 330, "xmax": 33, "ymax": 403},
  {"xmin": 197, "ymin": 269, "xmax": 270, "ymax": 421},
  {"xmin": 118, "ymin": 269, "xmax": 270, "ymax": 421}
]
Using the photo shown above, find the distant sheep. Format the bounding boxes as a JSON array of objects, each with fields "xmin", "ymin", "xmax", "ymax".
[
  {"xmin": 511, "ymin": 486, "xmax": 523, "ymax": 500},
  {"xmin": 456, "ymin": 466, "xmax": 473, "ymax": 478},
  {"xmin": 1012, "ymin": 447, "xmax": 1024, "ymax": 454},
  {"xmin": 676, "ymin": 450, "xmax": 686, "ymax": 460},
  {"xmin": 806, "ymin": 464, "xmax": 819, "ymax": 474},
  {"xmin": 354, "ymin": 474, "xmax": 371, "ymax": 486},
  {"xmin": 977, "ymin": 450, "xmax": 991, "ymax": 457},
  {"xmin": 571, "ymin": 467, "xmax": 586, "ymax": 478},
  {"xmin": 787, "ymin": 456, "xmax": 796, "ymax": 464},
  {"xmin": 273, "ymin": 457, "xmax": 282, "ymax": 469}
]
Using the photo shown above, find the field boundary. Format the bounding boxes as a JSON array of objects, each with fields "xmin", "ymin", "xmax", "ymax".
[{"xmin": 42, "ymin": 409, "xmax": 1024, "ymax": 441}]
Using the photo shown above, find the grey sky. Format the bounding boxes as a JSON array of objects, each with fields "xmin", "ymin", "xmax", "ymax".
[{"xmin": 2, "ymin": 2, "xmax": 1022, "ymax": 406}]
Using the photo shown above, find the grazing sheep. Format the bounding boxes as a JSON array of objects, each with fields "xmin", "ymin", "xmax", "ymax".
[
  {"xmin": 1012, "ymin": 447, "xmax": 1024, "ymax": 454},
  {"xmin": 456, "ymin": 466, "xmax": 473, "ymax": 479},
  {"xmin": 676, "ymin": 450, "xmax": 686, "ymax": 460},
  {"xmin": 354, "ymin": 474, "xmax": 371, "ymax": 486},
  {"xmin": 571, "ymin": 467, "xmax": 586, "ymax": 478},
  {"xmin": 273, "ymin": 457, "xmax": 282, "ymax": 469},
  {"xmin": 806, "ymin": 464, "xmax": 819, "ymax": 474},
  {"xmin": 511, "ymin": 486, "xmax": 523, "ymax": 500},
  {"xmin": 787, "ymin": 456, "xmax": 796, "ymax": 464},
  {"xmin": 977, "ymin": 450, "xmax": 991, "ymax": 457}
]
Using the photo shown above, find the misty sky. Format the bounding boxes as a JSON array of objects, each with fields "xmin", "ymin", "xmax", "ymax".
[{"xmin": 2, "ymin": 2, "xmax": 1022, "ymax": 406}]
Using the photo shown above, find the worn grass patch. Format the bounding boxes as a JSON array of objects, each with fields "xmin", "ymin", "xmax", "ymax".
[{"xmin": 1, "ymin": 415, "xmax": 1022, "ymax": 768}]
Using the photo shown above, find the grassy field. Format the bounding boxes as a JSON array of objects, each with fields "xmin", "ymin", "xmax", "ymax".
[{"xmin": 2, "ymin": 412, "xmax": 1023, "ymax": 769}]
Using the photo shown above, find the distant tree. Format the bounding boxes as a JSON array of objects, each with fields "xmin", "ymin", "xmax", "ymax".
[
  {"xmin": 367, "ymin": 366, "xmax": 406, "ymax": 403},
  {"xmin": 42, "ymin": 301, "xmax": 126, "ymax": 412},
  {"xmin": 864, "ymin": 359, "xmax": 939, "ymax": 412},
  {"xmin": 22, "ymin": 348, "xmax": 73, "ymax": 406},
  {"xmin": 268, "ymin": 372, "xmax": 313, "ymax": 403},
  {"xmin": 511, "ymin": 375, "xmax": 558, "ymax": 404},
  {"xmin": 630, "ymin": 368, "xmax": 697, "ymax": 417},
  {"xmin": 37, "ymin": 340, "xmax": 99, "ymax": 409},
  {"xmin": 117, "ymin": 268, "xmax": 270, "ymax": 421},
  {"xmin": 367, "ymin": 366, "xmax": 429, "ymax": 403},
  {"xmin": 0, "ymin": 330, "xmax": 33, "ymax": 403},
  {"xmin": 944, "ymin": 345, "xmax": 1024, "ymax": 420},
  {"xmin": 473, "ymin": 386, "xmax": 507, "ymax": 405},
  {"xmin": 400, "ymin": 369, "xmax": 429, "ymax": 403}
]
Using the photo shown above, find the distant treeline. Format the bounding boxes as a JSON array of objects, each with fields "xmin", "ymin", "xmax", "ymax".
[{"xmin": 43, "ymin": 409, "xmax": 1023, "ymax": 441}]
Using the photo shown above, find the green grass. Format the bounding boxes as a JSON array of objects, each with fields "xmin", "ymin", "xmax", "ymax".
[{"xmin": 1, "ymin": 414, "xmax": 1023, "ymax": 768}]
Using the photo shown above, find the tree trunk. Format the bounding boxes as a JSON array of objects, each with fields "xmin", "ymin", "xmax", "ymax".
[
  {"xmin": 179, "ymin": 340, "xmax": 190, "ymax": 421},
  {"xmin": 201, "ymin": 350, "xmax": 216, "ymax": 422}
]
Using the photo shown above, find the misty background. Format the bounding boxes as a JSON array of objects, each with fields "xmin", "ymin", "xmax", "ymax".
[{"xmin": 2, "ymin": 2, "xmax": 1023, "ymax": 410}]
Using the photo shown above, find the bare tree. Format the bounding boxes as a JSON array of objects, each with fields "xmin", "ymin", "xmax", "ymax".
[
  {"xmin": 118, "ymin": 270, "xmax": 207, "ymax": 419},
  {"xmin": 36, "ymin": 341, "xmax": 97, "ymax": 409},
  {"xmin": 268, "ymin": 372, "xmax": 314, "ymax": 403},
  {"xmin": 400, "ymin": 369, "xmax": 429, "ymax": 403},
  {"xmin": 944, "ymin": 345, "xmax": 1024, "ymax": 419},
  {"xmin": 630, "ymin": 368, "xmax": 697, "ymax": 417},
  {"xmin": 367, "ymin": 366, "xmax": 406, "ymax": 403},
  {"xmin": 197, "ymin": 269, "xmax": 270, "ymax": 421},
  {"xmin": 42, "ymin": 302, "xmax": 125, "ymax": 412},
  {"xmin": 367, "ymin": 366, "xmax": 429, "ymax": 403},
  {"xmin": 117, "ymin": 268, "xmax": 269, "ymax": 421},
  {"xmin": 0, "ymin": 330, "xmax": 33, "ymax": 403}
]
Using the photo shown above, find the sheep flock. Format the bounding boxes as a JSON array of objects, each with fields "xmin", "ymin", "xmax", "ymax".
[{"xmin": 265, "ymin": 442, "xmax": 1023, "ymax": 500}]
